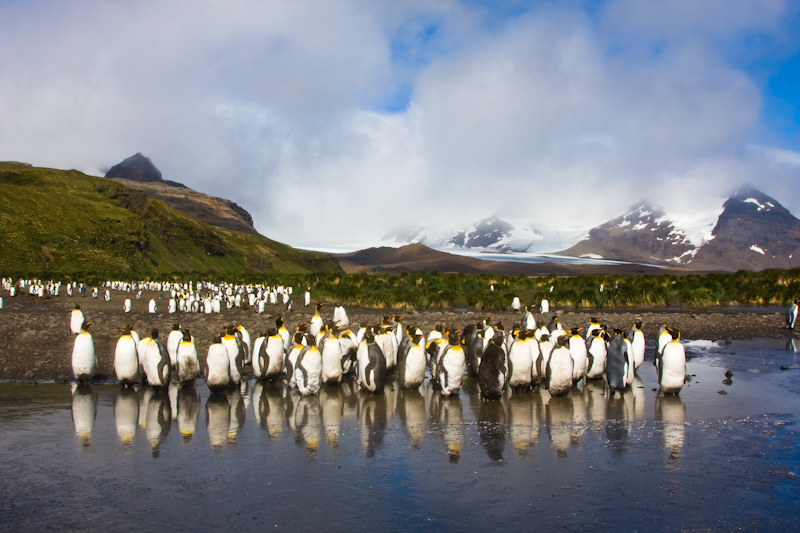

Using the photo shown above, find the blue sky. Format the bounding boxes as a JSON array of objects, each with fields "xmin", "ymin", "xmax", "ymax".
[{"xmin": 1, "ymin": 0, "xmax": 799, "ymax": 249}]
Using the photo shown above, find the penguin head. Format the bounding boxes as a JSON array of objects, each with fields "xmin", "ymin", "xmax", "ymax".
[
  {"xmin": 171, "ymin": 324, "xmax": 181, "ymax": 331},
  {"xmin": 81, "ymin": 321, "xmax": 92, "ymax": 332},
  {"xmin": 447, "ymin": 329, "xmax": 461, "ymax": 345},
  {"xmin": 182, "ymin": 329, "xmax": 192, "ymax": 341},
  {"xmin": 151, "ymin": 328, "xmax": 159, "ymax": 339},
  {"xmin": 74, "ymin": 304, "xmax": 81, "ymax": 310},
  {"xmin": 316, "ymin": 302, "xmax": 324, "ymax": 311},
  {"xmin": 489, "ymin": 335, "xmax": 505, "ymax": 347},
  {"xmin": 212, "ymin": 334, "xmax": 222, "ymax": 344}
]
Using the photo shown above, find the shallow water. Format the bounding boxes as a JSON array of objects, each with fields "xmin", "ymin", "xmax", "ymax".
[{"xmin": 1, "ymin": 340, "xmax": 799, "ymax": 531}]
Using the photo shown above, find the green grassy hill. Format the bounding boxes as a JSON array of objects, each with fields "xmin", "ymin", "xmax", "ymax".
[{"xmin": 0, "ymin": 162, "xmax": 341, "ymax": 280}]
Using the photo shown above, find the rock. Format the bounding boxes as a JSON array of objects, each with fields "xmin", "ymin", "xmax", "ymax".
[{"xmin": 105, "ymin": 153, "xmax": 163, "ymax": 183}]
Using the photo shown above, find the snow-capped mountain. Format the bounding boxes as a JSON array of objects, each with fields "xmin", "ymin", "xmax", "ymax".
[
  {"xmin": 557, "ymin": 202, "xmax": 701, "ymax": 265},
  {"xmin": 383, "ymin": 216, "xmax": 586, "ymax": 254},
  {"xmin": 559, "ymin": 185, "xmax": 800, "ymax": 271},
  {"xmin": 384, "ymin": 185, "xmax": 800, "ymax": 271},
  {"xmin": 689, "ymin": 185, "xmax": 800, "ymax": 271}
]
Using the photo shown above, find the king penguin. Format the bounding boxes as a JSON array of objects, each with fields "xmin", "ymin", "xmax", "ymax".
[
  {"xmin": 438, "ymin": 330, "xmax": 466, "ymax": 397},
  {"xmin": 114, "ymin": 325, "xmax": 139, "ymax": 386},
  {"xmin": 295, "ymin": 340, "xmax": 322, "ymax": 396},
  {"xmin": 545, "ymin": 335, "xmax": 573, "ymax": 397},
  {"xmin": 72, "ymin": 321, "xmax": 96, "ymax": 383},
  {"xmin": 309, "ymin": 303, "xmax": 325, "ymax": 337},
  {"xmin": 70, "ymin": 305, "xmax": 85, "ymax": 335},
  {"xmin": 479, "ymin": 336, "xmax": 507, "ymax": 400},
  {"xmin": 167, "ymin": 324, "xmax": 183, "ymax": 370},
  {"xmin": 398, "ymin": 333, "xmax": 426, "ymax": 390},
  {"xmin": 144, "ymin": 329, "xmax": 171, "ymax": 390},
  {"xmin": 585, "ymin": 328, "xmax": 608, "ymax": 380},
  {"xmin": 222, "ymin": 326, "xmax": 243, "ymax": 386},
  {"xmin": 657, "ymin": 331, "xmax": 686, "ymax": 395},
  {"xmin": 205, "ymin": 335, "xmax": 231, "ymax": 391},
  {"xmin": 627, "ymin": 321, "xmax": 646, "ymax": 370},
  {"xmin": 357, "ymin": 329, "xmax": 387, "ymax": 394},
  {"xmin": 176, "ymin": 329, "xmax": 199, "ymax": 386},
  {"xmin": 507, "ymin": 329, "xmax": 533, "ymax": 392},
  {"xmin": 605, "ymin": 329, "xmax": 629, "ymax": 397},
  {"xmin": 787, "ymin": 299, "xmax": 799, "ymax": 329}
]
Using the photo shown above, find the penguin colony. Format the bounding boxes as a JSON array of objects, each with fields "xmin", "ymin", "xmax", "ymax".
[{"xmin": 61, "ymin": 282, "xmax": 689, "ymax": 399}]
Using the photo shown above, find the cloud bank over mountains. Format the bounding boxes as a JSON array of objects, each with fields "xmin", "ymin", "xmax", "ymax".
[{"xmin": 1, "ymin": 0, "xmax": 799, "ymax": 248}]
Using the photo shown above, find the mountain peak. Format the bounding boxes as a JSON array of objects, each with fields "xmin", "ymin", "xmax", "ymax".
[{"xmin": 105, "ymin": 153, "xmax": 163, "ymax": 183}]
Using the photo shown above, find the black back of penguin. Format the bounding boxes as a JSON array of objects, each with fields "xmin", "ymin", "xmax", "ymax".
[
  {"xmin": 478, "ymin": 337, "xmax": 506, "ymax": 401},
  {"xmin": 606, "ymin": 330, "xmax": 628, "ymax": 395}
]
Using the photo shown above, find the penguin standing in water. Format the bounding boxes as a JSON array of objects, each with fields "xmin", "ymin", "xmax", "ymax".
[
  {"xmin": 585, "ymin": 328, "xmax": 607, "ymax": 380},
  {"xmin": 787, "ymin": 299, "xmax": 800, "ymax": 329},
  {"xmin": 357, "ymin": 329, "xmax": 387, "ymax": 394},
  {"xmin": 70, "ymin": 305, "xmax": 85, "ymax": 334},
  {"xmin": 235, "ymin": 325, "xmax": 251, "ymax": 366},
  {"xmin": 222, "ymin": 326, "xmax": 243, "ymax": 386},
  {"xmin": 567, "ymin": 328, "xmax": 588, "ymax": 385},
  {"xmin": 479, "ymin": 336, "xmax": 507, "ymax": 400},
  {"xmin": 251, "ymin": 331, "xmax": 267, "ymax": 380},
  {"xmin": 114, "ymin": 325, "xmax": 139, "ymax": 386},
  {"xmin": 72, "ymin": 321, "xmax": 96, "ymax": 383},
  {"xmin": 627, "ymin": 321, "xmax": 646, "ymax": 371},
  {"xmin": 144, "ymin": 329, "xmax": 171, "ymax": 390},
  {"xmin": 167, "ymin": 324, "xmax": 183, "ymax": 370},
  {"xmin": 437, "ymin": 330, "xmax": 466, "ymax": 397},
  {"xmin": 655, "ymin": 325, "xmax": 674, "ymax": 359},
  {"xmin": 205, "ymin": 335, "xmax": 230, "ymax": 391},
  {"xmin": 398, "ymin": 333, "xmax": 426, "ymax": 390},
  {"xmin": 263, "ymin": 329, "xmax": 286, "ymax": 380},
  {"xmin": 605, "ymin": 329, "xmax": 629, "ymax": 397},
  {"xmin": 546, "ymin": 335, "xmax": 573, "ymax": 397},
  {"xmin": 320, "ymin": 332, "xmax": 344, "ymax": 385},
  {"xmin": 507, "ymin": 329, "xmax": 533, "ymax": 392},
  {"xmin": 176, "ymin": 329, "xmax": 199, "ymax": 386},
  {"xmin": 657, "ymin": 331, "xmax": 686, "ymax": 395},
  {"xmin": 295, "ymin": 340, "xmax": 322, "ymax": 396}
]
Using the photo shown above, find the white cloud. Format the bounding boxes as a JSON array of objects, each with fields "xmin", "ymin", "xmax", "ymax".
[{"xmin": 0, "ymin": 0, "xmax": 798, "ymax": 250}]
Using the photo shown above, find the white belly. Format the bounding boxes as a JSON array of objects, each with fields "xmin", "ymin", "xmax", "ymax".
[
  {"xmin": 72, "ymin": 333, "xmax": 96, "ymax": 379},
  {"xmin": 114, "ymin": 336, "xmax": 139, "ymax": 383}
]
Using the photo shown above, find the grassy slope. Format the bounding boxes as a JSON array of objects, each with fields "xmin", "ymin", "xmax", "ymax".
[{"xmin": 0, "ymin": 162, "xmax": 340, "ymax": 279}]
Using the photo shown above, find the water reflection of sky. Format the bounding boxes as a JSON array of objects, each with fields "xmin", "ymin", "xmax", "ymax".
[{"xmin": 0, "ymin": 338, "xmax": 798, "ymax": 530}]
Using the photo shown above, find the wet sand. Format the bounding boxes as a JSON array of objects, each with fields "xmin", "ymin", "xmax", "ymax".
[{"xmin": 0, "ymin": 289, "xmax": 794, "ymax": 381}]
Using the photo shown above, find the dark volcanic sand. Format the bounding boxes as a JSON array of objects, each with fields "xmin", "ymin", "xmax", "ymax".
[{"xmin": 0, "ymin": 289, "xmax": 795, "ymax": 381}]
